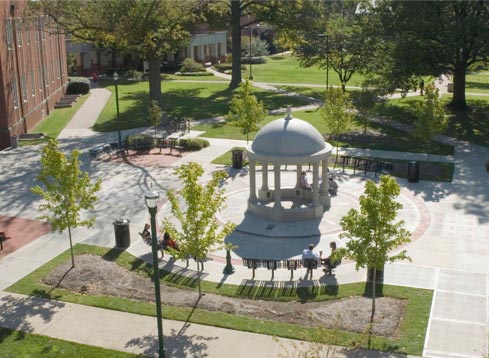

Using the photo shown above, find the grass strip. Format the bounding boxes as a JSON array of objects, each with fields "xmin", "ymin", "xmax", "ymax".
[
  {"xmin": 0, "ymin": 327, "xmax": 139, "ymax": 357},
  {"xmin": 7, "ymin": 244, "xmax": 432, "ymax": 355}
]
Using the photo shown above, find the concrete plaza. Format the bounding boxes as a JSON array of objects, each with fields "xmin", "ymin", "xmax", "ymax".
[{"xmin": 0, "ymin": 82, "xmax": 488, "ymax": 357}]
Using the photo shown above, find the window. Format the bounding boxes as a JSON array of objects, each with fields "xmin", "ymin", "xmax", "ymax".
[
  {"xmin": 21, "ymin": 75, "xmax": 27, "ymax": 102},
  {"xmin": 38, "ymin": 64, "xmax": 43, "ymax": 91},
  {"xmin": 31, "ymin": 70, "xmax": 36, "ymax": 96},
  {"xmin": 16, "ymin": 20, "xmax": 22, "ymax": 47},
  {"xmin": 44, "ymin": 64, "xmax": 49, "ymax": 87},
  {"xmin": 40, "ymin": 18, "xmax": 45, "ymax": 40},
  {"xmin": 6, "ymin": 19, "xmax": 13, "ymax": 50},
  {"xmin": 12, "ymin": 79, "xmax": 19, "ymax": 108},
  {"xmin": 34, "ymin": 18, "xmax": 39, "ymax": 42}
]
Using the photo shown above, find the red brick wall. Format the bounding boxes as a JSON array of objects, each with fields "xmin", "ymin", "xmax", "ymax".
[{"xmin": 0, "ymin": 0, "xmax": 69, "ymax": 150}]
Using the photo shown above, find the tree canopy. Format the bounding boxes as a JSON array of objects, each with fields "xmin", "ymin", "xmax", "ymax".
[
  {"xmin": 31, "ymin": 139, "xmax": 101, "ymax": 267},
  {"xmin": 373, "ymin": 0, "xmax": 489, "ymax": 109},
  {"xmin": 32, "ymin": 0, "xmax": 203, "ymax": 105}
]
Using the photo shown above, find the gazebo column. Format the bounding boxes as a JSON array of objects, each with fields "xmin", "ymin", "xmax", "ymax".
[
  {"xmin": 320, "ymin": 159, "xmax": 331, "ymax": 208},
  {"xmin": 295, "ymin": 164, "xmax": 302, "ymax": 188},
  {"xmin": 249, "ymin": 159, "xmax": 257, "ymax": 203},
  {"xmin": 271, "ymin": 163, "xmax": 283, "ymax": 221},
  {"xmin": 258, "ymin": 162, "xmax": 270, "ymax": 201},
  {"xmin": 312, "ymin": 162, "xmax": 323, "ymax": 218},
  {"xmin": 312, "ymin": 162, "xmax": 320, "ymax": 205}
]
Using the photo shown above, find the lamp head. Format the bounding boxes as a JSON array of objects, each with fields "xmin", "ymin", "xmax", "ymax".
[
  {"xmin": 145, "ymin": 190, "xmax": 160, "ymax": 209},
  {"xmin": 113, "ymin": 72, "xmax": 119, "ymax": 81}
]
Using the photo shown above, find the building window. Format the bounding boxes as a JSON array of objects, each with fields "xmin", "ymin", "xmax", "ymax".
[
  {"xmin": 40, "ymin": 18, "xmax": 45, "ymax": 40},
  {"xmin": 16, "ymin": 20, "xmax": 23, "ymax": 47},
  {"xmin": 38, "ymin": 64, "xmax": 43, "ymax": 91},
  {"xmin": 21, "ymin": 75, "xmax": 27, "ymax": 102},
  {"xmin": 6, "ymin": 19, "xmax": 14, "ymax": 50},
  {"xmin": 34, "ymin": 19, "xmax": 39, "ymax": 42},
  {"xmin": 12, "ymin": 79, "xmax": 19, "ymax": 108},
  {"xmin": 31, "ymin": 70, "xmax": 36, "ymax": 97},
  {"xmin": 44, "ymin": 64, "xmax": 49, "ymax": 87}
]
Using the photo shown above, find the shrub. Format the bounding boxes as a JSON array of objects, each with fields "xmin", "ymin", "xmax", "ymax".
[
  {"xmin": 175, "ymin": 72, "xmax": 213, "ymax": 77},
  {"xmin": 213, "ymin": 63, "xmax": 246, "ymax": 73},
  {"xmin": 125, "ymin": 134, "xmax": 154, "ymax": 146},
  {"xmin": 66, "ymin": 77, "xmax": 90, "ymax": 95},
  {"xmin": 241, "ymin": 57, "xmax": 267, "ymax": 65},
  {"xmin": 126, "ymin": 69, "xmax": 143, "ymax": 81},
  {"xmin": 179, "ymin": 138, "xmax": 210, "ymax": 151},
  {"xmin": 181, "ymin": 58, "xmax": 205, "ymax": 73}
]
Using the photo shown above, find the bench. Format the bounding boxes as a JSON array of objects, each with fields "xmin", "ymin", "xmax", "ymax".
[
  {"xmin": 168, "ymin": 138, "xmax": 184, "ymax": 156},
  {"xmin": 321, "ymin": 258, "xmax": 341, "ymax": 275},
  {"xmin": 104, "ymin": 142, "xmax": 126, "ymax": 158},
  {"xmin": 89, "ymin": 144, "xmax": 109, "ymax": 158},
  {"xmin": 19, "ymin": 133, "xmax": 46, "ymax": 141},
  {"xmin": 303, "ymin": 258, "xmax": 319, "ymax": 279},
  {"xmin": 282, "ymin": 259, "xmax": 302, "ymax": 280}
]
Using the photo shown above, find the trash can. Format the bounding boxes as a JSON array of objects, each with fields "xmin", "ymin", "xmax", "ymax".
[
  {"xmin": 231, "ymin": 149, "xmax": 243, "ymax": 169},
  {"xmin": 407, "ymin": 161, "xmax": 419, "ymax": 183},
  {"xmin": 113, "ymin": 218, "xmax": 130, "ymax": 248},
  {"xmin": 11, "ymin": 136, "xmax": 18, "ymax": 149}
]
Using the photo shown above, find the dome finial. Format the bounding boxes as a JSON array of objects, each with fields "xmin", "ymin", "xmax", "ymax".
[{"xmin": 285, "ymin": 106, "xmax": 292, "ymax": 120}]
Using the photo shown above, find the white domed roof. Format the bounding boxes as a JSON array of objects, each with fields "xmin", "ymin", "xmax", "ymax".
[{"xmin": 251, "ymin": 114, "xmax": 326, "ymax": 157}]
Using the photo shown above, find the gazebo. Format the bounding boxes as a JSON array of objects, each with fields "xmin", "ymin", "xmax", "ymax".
[{"xmin": 245, "ymin": 109, "xmax": 333, "ymax": 221}]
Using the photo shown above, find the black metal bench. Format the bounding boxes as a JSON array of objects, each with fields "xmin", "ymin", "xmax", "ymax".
[
  {"xmin": 168, "ymin": 138, "xmax": 184, "ymax": 156},
  {"xmin": 282, "ymin": 259, "xmax": 302, "ymax": 280},
  {"xmin": 0, "ymin": 232, "xmax": 9, "ymax": 251},
  {"xmin": 242, "ymin": 258, "xmax": 261, "ymax": 279},
  {"xmin": 104, "ymin": 142, "xmax": 126, "ymax": 158},
  {"xmin": 303, "ymin": 258, "xmax": 319, "ymax": 279},
  {"xmin": 321, "ymin": 258, "xmax": 342, "ymax": 275}
]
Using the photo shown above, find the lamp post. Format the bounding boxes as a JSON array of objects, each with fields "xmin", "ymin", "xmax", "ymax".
[
  {"xmin": 318, "ymin": 34, "xmax": 329, "ymax": 89},
  {"xmin": 145, "ymin": 190, "xmax": 165, "ymax": 358},
  {"xmin": 113, "ymin": 72, "xmax": 121, "ymax": 148},
  {"xmin": 248, "ymin": 27, "xmax": 253, "ymax": 80}
]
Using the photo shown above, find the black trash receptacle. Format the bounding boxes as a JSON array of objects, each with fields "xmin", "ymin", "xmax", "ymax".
[
  {"xmin": 113, "ymin": 218, "xmax": 131, "ymax": 248},
  {"xmin": 408, "ymin": 161, "xmax": 419, "ymax": 183},
  {"xmin": 231, "ymin": 149, "xmax": 243, "ymax": 169}
]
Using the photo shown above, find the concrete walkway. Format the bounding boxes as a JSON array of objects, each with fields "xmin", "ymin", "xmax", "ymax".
[{"xmin": 0, "ymin": 77, "xmax": 488, "ymax": 357}]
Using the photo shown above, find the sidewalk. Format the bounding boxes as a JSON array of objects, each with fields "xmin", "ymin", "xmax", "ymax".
[{"xmin": 0, "ymin": 79, "xmax": 488, "ymax": 357}]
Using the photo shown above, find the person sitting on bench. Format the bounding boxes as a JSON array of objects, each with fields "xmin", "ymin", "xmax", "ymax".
[
  {"xmin": 328, "ymin": 177, "xmax": 338, "ymax": 196},
  {"xmin": 160, "ymin": 232, "xmax": 180, "ymax": 254},
  {"xmin": 140, "ymin": 223, "xmax": 151, "ymax": 244},
  {"xmin": 300, "ymin": 171, "xmax": 312, "ymax": 191},
  {"xmin": 322, "ymin": 241, "xmax": 340, "ymax": 274}
]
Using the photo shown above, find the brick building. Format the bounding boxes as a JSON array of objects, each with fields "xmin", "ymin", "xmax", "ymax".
[{"xmin": 0, "ymin": 1, "xmax": 68, "ymax": 150}]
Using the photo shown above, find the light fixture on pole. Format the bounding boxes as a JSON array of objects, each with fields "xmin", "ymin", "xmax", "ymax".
[
  {"xmin": 113, "ymin": 72, "xmax": 121, "ymax": 148},
  {"xmin": 144, "ymin": 190, "xmax": 165, "ymax": 358}
]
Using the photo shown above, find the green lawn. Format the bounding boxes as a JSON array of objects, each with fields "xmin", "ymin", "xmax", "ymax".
[
  {"xmin": 93, "ymin": 80, "xmax": 309, "ymax": 132},
  {"xmin": 378, "ymin": 95, "xmax": 489, "ymax": 147},
  {"xmin": 18, "ymin": 94, "xmax": 90, "ymax": 146},
  {"xmin": 243, "ymin": 53, "xmax": 365, "ymax": 86},
  {"xmin": 195, "ymin": 108, "xmax": 454, "ymax": 156},
  {"xmin": 7, "ymin": 244, "xmax": 432, "ymax": 356},
  {"xmin": 466, "ymin": 71, "xmax": 489, "ymax": 94},
  {"xmin": 0, "ymin": 327, "xmax": 138, "ymax": 357}
]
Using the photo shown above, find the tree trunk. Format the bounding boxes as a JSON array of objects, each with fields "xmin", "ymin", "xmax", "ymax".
[
  {"xmin": 68, "ymin": 224, "xmax": 75, "ymax": 268},
  {"xmin": 450, "ymin": 64, "xmax": 467, "ymax": 110},
  {"xmin": 148, "ymin": 56, "xmax": 163, "ymax": 106},
  {"xmin": 370, "ymin": 267, "xmax": 376, "ymax": 325},
  {"xmin": 229, "ymin": 0, "xmax": 242, "ymax": 89}
]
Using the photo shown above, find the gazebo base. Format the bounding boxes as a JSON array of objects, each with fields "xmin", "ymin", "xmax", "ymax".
[{"xmin": 248, "ymin": 199, "xmax": 324, "ymax": 222}]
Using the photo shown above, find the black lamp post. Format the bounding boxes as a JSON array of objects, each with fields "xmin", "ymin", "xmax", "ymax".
[
  {"xmin": 145, "ymin": 190, "xmax": 165, "ymax": 358},
  {"xmin": 318, "ymin": 34, "xmax": 329, "ymax": 90},
  {"xmin": 113, "ymin": 72, "xmax": 121, "ymax": 148}
]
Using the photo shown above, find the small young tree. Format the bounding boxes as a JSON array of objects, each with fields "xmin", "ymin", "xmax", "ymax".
[
  {"xmin": 334, "ymin": 175, "xmax": 411, "ymax": 329},
  {"xmin": 413, "ymin": 83, "xmax": 448, "ymax": 160},
  {"xmin": 31, "ymin": 139, "xmax": 101, "ymax": 267},
  {"xmin": 162, "ymin": 162, "xmax": 235, "ymax": 297},
  {"xmin": 321, "ymin": 87, "xmax": 355, "ymax": 167},
  {"xmin": 356, "ymin": 88, "xmax": 378, "ymax": 134},
  {"xmin": 148, "ymin": 100, "xmax": 162, "ymax": 140},
  {"xmin": 227, "ymin": 79, "xmax": 267, "ymax": 143}
]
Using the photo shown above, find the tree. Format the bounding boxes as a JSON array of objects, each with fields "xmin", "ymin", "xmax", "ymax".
[
  {"xmin": 413, "ymin": 83, "xmax": 448, "ymax": 160},
  {"xmin": 241, "ymin": 35, "xmax": 270, "ymax": 60},
  {"xmin": 374, "ymin": 0, "xmax": 489, "ymax": 109},
  {"xmin": 356, "ymin": 88, "xmax": 378, "ymax": 134},
  {"xmin": 320, "ymin": 87, "xmax": 355, "ymax": 166},
  {"xmin": 31, "ymin": 139, "xmax": 101, "ymax": 267},
  {"xmin": 334, "ymin": 175, "xmax": 411, "ymax": 332},
  {"xmin": 32, "ymin": 0, "xmax": 203, "ymax": 106},
  {"xmin": 148, "ymin": 100, "xmax": 162, "ymax": 140},
  {"xmin": 162, "ymin": 162, "xmax": 236, "ymax": 297},
  {"xmin": 227, "ymin": 79, "xmax": 267, "ymax": 143}
]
